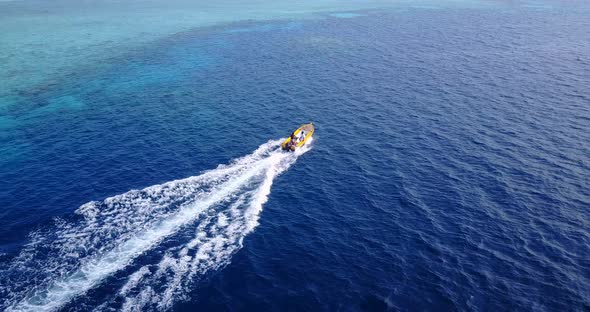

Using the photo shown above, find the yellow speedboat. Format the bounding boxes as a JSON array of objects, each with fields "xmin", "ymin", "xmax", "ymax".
[{"xmin": 281, "ymin": 123, "xmax": 315, "ymax": 151}]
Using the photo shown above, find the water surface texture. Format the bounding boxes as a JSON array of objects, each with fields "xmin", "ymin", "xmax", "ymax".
[{"xmin": 1, "ymin": 1, "xmax": 590, "ymax": 311}]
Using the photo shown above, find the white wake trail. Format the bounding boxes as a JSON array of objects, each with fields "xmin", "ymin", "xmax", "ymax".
[{"xmin": 1, "ymin": 138, "xmax": 312, "ymax": 312}]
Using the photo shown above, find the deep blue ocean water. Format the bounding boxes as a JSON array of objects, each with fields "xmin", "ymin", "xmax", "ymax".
[{"xmin": 1, "ymin": 2, "xmax": 590, "ymax": 311}]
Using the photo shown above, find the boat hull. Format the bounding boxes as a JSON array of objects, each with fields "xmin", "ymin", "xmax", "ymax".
[{"xmin": 281, "ymin": 123, "xmax": 314, "ymax": 151}]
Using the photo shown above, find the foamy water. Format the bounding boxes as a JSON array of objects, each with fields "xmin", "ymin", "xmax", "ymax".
[{"xmin": 1, "ymin": 138, "xmax": 312, "ymax": 311}]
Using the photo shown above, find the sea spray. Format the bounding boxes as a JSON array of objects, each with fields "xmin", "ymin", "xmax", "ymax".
[{"xmin": 1, "ymin": 138, "xmax": 312, "ymax": 311}]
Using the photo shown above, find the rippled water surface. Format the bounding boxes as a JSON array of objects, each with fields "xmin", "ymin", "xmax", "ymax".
[{"xmin": 1, "ymin": 1, "xmax": 590, "ymax": 311}]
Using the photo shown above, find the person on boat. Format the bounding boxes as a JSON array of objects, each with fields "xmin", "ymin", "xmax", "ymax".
[
  {"xmin": 299, "ymin": 131, "xmax": 305, "ymax": 142},
  {"xmin": 290, "ymin": 133, "xmax": 298, "ymax": 147}
]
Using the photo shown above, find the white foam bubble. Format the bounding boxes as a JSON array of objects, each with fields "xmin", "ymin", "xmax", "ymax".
[
  {"xmin": 119, "ymin": 266, "xmax": 151, "ymax": 296},
  {"xmin": 2, "ymin": 138, "xmax": 312, "ymax": 311}
]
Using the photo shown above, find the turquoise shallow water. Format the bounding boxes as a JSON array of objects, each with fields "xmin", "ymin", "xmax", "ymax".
[
  {"xmin": 0, "ymin": 0, "xmax": 400, "ymax": 101},
  {"xmin": 1, "ymin": 1, "xmax": 590, "ymax": 311}
]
